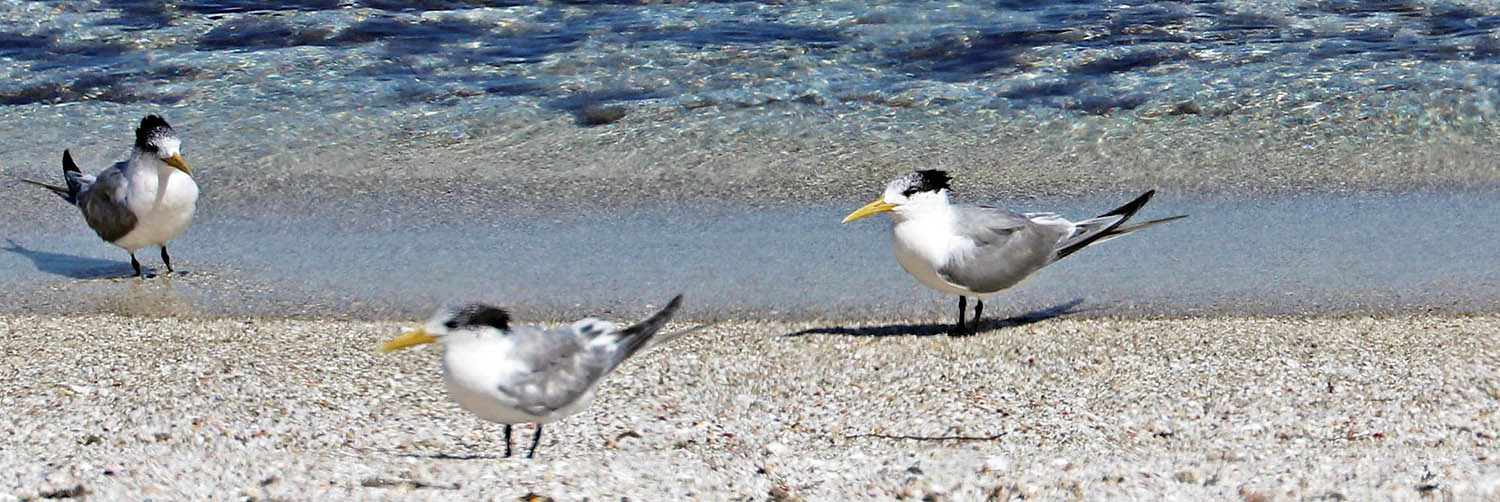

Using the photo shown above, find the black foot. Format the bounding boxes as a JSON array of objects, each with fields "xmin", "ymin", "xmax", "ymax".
[
  {"xmin": 953, "ymin": 296, "xmax": 968, "ymax": 335},
  {"xmin": 160, "ymin": 245, "xmax": 174, "ymax": 274},
  {"xmin": 526, "ymin": 424, "xmax": 543, "ymax": 459},
  {"xmin": 129, "ymin": 253, "xmax": 142, "ymax": 277},
  {"xmin": 951, "ymin": 297, "xmax": 985, "ymax": 336},
  {"xmin": 972, "ymin": 299, "xmax": 984, "ymax": 334},
  {"xmin": 503, "ymin": 424, "xmax": 512, "ymax": 458}
]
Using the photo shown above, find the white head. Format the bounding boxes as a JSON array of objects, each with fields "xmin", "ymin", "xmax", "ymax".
[
  {"xmin": 841, "ymin": 170, "xmax": 953, "ymax": 223},
  {"xmin": 134, "ymin": 115, "xmax": 192, "ymax": 176},
  {"xmin": 377, "ymin": 304, "xmax": 513, "ymax": 353}
]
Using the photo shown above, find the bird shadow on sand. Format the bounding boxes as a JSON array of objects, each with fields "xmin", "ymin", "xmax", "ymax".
[
  {"xmin": 1, "ymin": 238, "xmax": 136, "ymax": 279},
  {"xmin": 784, "ymin": 299, "xmax": 1089, "ymax": 338}
]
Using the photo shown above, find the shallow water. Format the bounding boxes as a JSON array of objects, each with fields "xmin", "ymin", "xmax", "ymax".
[
  {"xmin": 3, "ymin": 1, "xmax": 1500, "ymax": 202},
  {"xmin": 2, "ymin": 2, "xmax": 1498, "ymax": 320},
  {"xmin": 1, "ymin": 191, "xmax": 1494, "ymax": 320},
  {"xmin": 7, "ymin": 0, "xmax": 1500, "ymax": 121}
]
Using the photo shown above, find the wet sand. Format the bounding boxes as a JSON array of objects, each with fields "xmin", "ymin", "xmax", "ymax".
[
  {"xmin": 3, "ymin": 313, "xmax": 1497, "ymax": 500},
  {"xmin": 3, "ymin": 192, "xmax": 1497, "ymax": 321}
]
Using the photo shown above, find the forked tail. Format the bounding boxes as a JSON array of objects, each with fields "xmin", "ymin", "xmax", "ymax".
[
  {"xmin": 20, "ymin": 150, "xmax": 84, "ymax": 205},
  {"xmin": 1052, "ymin": 190, "xmax": 1187, "ymax": 261}
]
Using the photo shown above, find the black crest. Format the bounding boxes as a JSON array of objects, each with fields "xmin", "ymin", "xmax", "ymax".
[
  {"xmin": 134, "ymin": 115, "xmax": 174, "ymax": 152},
  {"xmin": 444, "ymin": 304, "xmax": 512, "ymax": 331},
  {"xmin": 902, "ymin": 170, "xmax": 952, "ymax": 196}
]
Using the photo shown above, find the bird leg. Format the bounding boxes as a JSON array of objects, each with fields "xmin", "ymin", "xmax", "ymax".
[
  {"xmin": 971, "ymin": 299, "xmax": 984, "ymax": 333},
  {"xmin": 160, "ymin": 245, "xmax": 173, "ymax": 273},
  {"xmin": 129, "ymin": 252, "xmax": 142, "ymax": 277},
  {"xmin": 526, "ymin": 424, "xmax": 543, "ymax": 459},
  {"xmin": 954, "ymin": 296, "xmax": 968, "ymax": 335},
  {"xmin": 503, "ymin": 424, "xmax": 513, "ymax": 458}
]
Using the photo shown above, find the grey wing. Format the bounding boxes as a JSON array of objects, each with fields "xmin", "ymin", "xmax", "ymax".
[
  {"xmin": 937, "ymin": 206, "xmax": 1069, "ymax": 294},
  {"xmin": 496, "ymin": 324, "xmax": 613, "ymax": 416},
  {"xmin": 75, "ymin": 164, "xmax": 136, "ymax": 243}
]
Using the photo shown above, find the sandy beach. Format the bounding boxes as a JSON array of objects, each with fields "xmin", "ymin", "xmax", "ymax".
[
  {"xmin": 5, "ymin": 3, "xmax": 1500, "ymax": 500},
  {"xmin": 3, "ymin": 313, "xmax": 1496, "ymax": 500}
]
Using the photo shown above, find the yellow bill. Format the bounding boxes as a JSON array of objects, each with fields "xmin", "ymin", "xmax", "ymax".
[
  {"xmin": 841, "ymin": 199, "xmax": 898, "ymax": 223},
  {"xmin": 163, "ymin": 153, "xmax": 192, "ymax": 176},
  {"xmin": 378, "ymin": 328, "xmax": 436, "ymax": 353}
]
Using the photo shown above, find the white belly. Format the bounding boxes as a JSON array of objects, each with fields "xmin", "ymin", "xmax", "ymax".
[
  {"xmin": 114, "ymin": 170, "xmax": 199, "ymax": 251},
  {"xmin": 444, "ymin": 374, "xmax": 546, "ymax": 424},
  {"xmin": 441, "ymin": 339, "xmax": 592, "ymax": 425},
  {"xmin": 893, "ymin": 240, "xmax": 979, "ymax": 296},
  {"xmin": 890, "ymin": 217, "xmax": 983, "ymax": 297}
]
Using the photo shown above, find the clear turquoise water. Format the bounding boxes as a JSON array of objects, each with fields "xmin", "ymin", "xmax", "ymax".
[
  {"xmin": 3, "ymin": 1, "xmax": 1497, "ymax": 203},
  {"xmin": 6, "ymin": 1, "xmax": 1500, "ymax": 122}
]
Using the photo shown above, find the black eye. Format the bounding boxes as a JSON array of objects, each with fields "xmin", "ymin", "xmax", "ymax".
[
  {"xmin": 902, "ymin": 187, "xmax": 919, "ymax": 197},
  {"xmin": 443, "ymin": 320, "xmax": 458, "ymax": 329}
]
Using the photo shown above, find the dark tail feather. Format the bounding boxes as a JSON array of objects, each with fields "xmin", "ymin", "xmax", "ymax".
[
  {"xmin": 1053, "ymin": 190, "xmax": 1156, "ymax": 261},
  {"xmin": 613, "ymin": 294, "xmax": 685, "ymax": 364},
  {"xmin": 23, "ymin": 150, "xmax": 82, "ymax": 204},
  {"xmin": 61, "ymin": 149, "xmax": 83, "ymax": 201}
]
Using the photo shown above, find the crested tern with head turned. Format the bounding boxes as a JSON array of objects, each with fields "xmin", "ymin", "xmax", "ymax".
[
  {"xmin": 842, "ymin": 170, "xmax": 1186, "ymax": 335},
  {"xmin": 22, "ymin": 115, "xmax": 198, "ymax": 278},
  {"xmin": 379, "ymin": 294, "xmax": 689, "ymax": 458}
]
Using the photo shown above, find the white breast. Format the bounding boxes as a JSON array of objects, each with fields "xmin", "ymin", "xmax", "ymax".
[
  {"xmin": 440, "ymin": 335, "xmax": 588, "ymax": 424},
  {"xmin": 890, "ymin": 209, "xmax": 981, "ymax": 297},
  {"xmin": 114, "ymin": 168, "xmax": 199, "ymax": 251}
]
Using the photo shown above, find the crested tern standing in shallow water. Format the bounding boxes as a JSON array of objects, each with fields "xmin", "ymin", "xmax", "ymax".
[
  {"xmin": 842, "ymin": 170, "xmax": 1186, "ymax": 335},
  {"xmin": 379, "ymin": 295, "xmax": 688, "ymax": 458},
  {"xmin": 22, "ymin": 115, "xmax": 198, "ymax": 278}
]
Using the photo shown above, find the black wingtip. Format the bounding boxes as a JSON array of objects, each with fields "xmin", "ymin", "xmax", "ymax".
[
  {"xmin": 662, "ymin": 294, "xmax": 684, "ymax": 315},
  {"xmin": 628, "ymin": 294, "xmax": 684, "ymax": 330},
  {"xmin": 615, "ymin": 294, "xmax": 685, "ymax": 360},
  {"xmin": 58, "ymin": 149, "xmax": 83, "ymax": 204},
  {"xmin": 62, "ymin": 149, "xmax": 79, "ymax": 173},
  {"xmin": 1100, "ymin": 190, "xmax": 1155, "ymax": 219},
  {"xmin": 637, "ymin": 294, "xmax": 684, "ymax": 332},
  {"xmin": 1053, "ymin": 190, "xmax": 1159, "ymax": 261}
]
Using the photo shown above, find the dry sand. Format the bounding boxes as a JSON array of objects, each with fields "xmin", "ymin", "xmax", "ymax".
[{"xmin": 2, "ymin": 313, "xmax": 1498, "ymax": 501}]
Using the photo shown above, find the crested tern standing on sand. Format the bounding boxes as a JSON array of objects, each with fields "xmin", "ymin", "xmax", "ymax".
[
  {"xmin": 842, "ymin": 170, "xmax": 1186, "ymax": 335},
  {"xmin": 22, "ymin": 115, "xmax": 198, "ymax": 278},
  {"xmin": 379, "ymin": 295, "xmax": 688, "ymax": 458}
]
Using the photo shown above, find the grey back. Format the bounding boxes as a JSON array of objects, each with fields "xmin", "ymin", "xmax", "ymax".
[
  {"xmin": 494, "ymin": 323, "xmax": 615, "ymax": 416},
  {"xmin": 937, "ymin": 206, "xmax": 1068, "ymax": 294}
]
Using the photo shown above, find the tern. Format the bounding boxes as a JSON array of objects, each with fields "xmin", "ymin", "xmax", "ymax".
[
  {"xmin": 842, "ymin": 170, "xmax": 1185, "ymax": 334},
  {"xmin": 379, "ymin": 294, "xmax": 688, "ymax": 458},
  {"xmin": 22, "ymin": 115, "xmax": 198, "ymax": 278}
]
